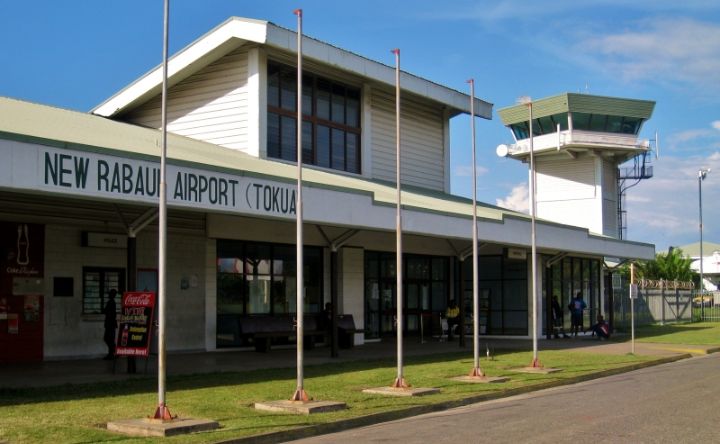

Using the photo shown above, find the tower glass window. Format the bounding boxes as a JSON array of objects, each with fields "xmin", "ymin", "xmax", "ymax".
[{"xmin": 267, "ymin": 62, "xmax": 361, "ymax": 173}]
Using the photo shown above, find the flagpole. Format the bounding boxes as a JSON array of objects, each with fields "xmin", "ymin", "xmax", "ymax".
[
  {"xmin": 527, "ymin": 98, "xmax": 540, "ymax": 367},
  {"xmin": 467, "ymin": 79, "xmax": 484, "ymax": 377},
  {"xmin": 391, "ymin": 48, "xmax": 407, "ymax": 389},
  {"xmin": 154, "ymin": 0, "xmax": 172, "ymax": 420},
  {"xmin": 291, "ymin": 8, "xmax": 308, "ymax": 402}
]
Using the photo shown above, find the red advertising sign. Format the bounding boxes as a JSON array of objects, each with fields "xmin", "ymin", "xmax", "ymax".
[{"xmin": 115, "ymin": 291, "xmax": 156, "ymax": 357}]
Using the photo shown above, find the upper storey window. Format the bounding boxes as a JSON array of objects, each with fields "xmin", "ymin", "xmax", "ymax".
[
  {"xmin": 267, "ymin": 62, "xmax": 361, "ymax": 174},
  {"xmin": 510, "ymin": 112, "xmax": 643, "ymax": 140}
]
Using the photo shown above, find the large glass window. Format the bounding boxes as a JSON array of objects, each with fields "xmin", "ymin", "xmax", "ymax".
[
  {"xmin": 510, "ymin": 111, "xmax": 644, "ymax": 140},
  {"xmin": 461, "ymin": 255, "xmax": 528, "ymax": 335},
  {"xmin": 216, "ymin": 241, "xmax": 323, "ymax": 347},
  {"xmin": 267, "ymin": 62, "xmax": 361, "ymax": 173},
  {"xmin": 364, "ymin": 252, "xmax": 449, "ymax": 339},
  {"xmin": 545, "ymin": 256, "xmax": 602, "ymax": 334}
]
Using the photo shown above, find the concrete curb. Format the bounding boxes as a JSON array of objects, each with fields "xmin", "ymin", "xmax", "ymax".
[{"xmin": 218, "ymin": 353, "xmax": 691, "ymax": 444}]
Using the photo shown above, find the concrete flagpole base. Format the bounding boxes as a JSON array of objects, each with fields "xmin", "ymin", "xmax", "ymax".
[
  {"xmin": 254, "ymin": 400, "xmax": 347, "ymax": 415},
  {"xmin": 106, "ymin": 417, "xmax": 219, "ymax": 437}
]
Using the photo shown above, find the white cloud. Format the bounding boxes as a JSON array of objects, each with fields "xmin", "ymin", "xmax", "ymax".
[
  {"xmin": 579, "ymin": 18, "xmax": 720, "ymax": 91},
  {"xmin": 713, "ymin": 121, "xmax": 720, "ymax": 131},
  {"xmin": 495, "ymin": 183, "xmax": 528, "ymax": 212}
]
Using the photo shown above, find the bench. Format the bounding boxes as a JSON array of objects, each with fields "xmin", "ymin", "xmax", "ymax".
[
  {"xmin": 335, "ymin": 314, "xmax": 362, "ymax": 348},
  {"xmin": 238, "ymin": 315, "xmax": 325, "ymax": 352}
]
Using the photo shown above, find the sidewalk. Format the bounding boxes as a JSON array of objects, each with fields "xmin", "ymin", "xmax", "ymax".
[{"xmin": 3, "ymin": 333, "xmax": 714, "ymax": 390}]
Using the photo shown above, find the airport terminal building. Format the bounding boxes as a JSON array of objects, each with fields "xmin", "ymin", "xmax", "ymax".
[{"xmin": 0, "ymin": 17, "xmax": 654, "ymax": 363}]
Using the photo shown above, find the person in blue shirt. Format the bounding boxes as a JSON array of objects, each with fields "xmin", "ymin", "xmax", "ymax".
[{"xmin": 568, "ymin": 292, "xmax": 587, "ymax": 337}]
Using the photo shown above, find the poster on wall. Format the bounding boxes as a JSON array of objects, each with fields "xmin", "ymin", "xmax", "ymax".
[{"xmin": 115, "ymin": 291, "xmax": 156, "ymax": 357}]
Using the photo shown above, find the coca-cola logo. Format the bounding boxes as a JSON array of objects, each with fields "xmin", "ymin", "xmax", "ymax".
[{"xmin": 124, "ymin": 293, "xmax": 153, "ymax": 306}]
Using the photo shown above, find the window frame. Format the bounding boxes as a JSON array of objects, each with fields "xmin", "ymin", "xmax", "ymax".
[
  {"xmin": 82, "ymin": 267, "xmax": 125, "ymax": 315},
  {"xmin": 266, "ymin": 61, "xmax": 362, "ymax": 174}
]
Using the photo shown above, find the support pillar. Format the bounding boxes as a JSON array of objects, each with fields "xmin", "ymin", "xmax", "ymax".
[{"xmin": 330, "ymin": 249, "xmax": 339, "ymax": 358}]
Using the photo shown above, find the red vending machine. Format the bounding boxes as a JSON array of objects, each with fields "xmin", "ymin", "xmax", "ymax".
[{"xmin": 0, "ymin": 223, "xmax": 45, "ymax": 363}]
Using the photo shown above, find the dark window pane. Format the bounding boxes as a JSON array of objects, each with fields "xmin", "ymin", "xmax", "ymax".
[
  {"xmin": 606, "ymin": 115, "xmax": 623, "ymax": 133},
  {"xmin": 511, "ymin": 122, "xmax": 529, "ymax": 139},
  {"xmin": 268, "ymin": 68, "xmax": 280, "ymax": 108},
  {"xmin": 302, "ymin": 75, "xmax": 313, "ymax": 116},
  {"xmin": 347, "ymin": 96, "xmax": 360, "ymax": 127},
  {"xmin": 280, "ymin": 70, "xmax": 296, "ymax": 111},
  {"xmin": 589, "ymin": 114, "xmax": 607, "ymax": 132},
  {"xmin": 537, "ymin": 116, "xmax": 555, "ymax": 135},
  {"xmin": 316, "ymin": 125, "xmax": 330, "ymax": 168},
  {"xmin": 345, "ymin": 88, "xmax": 360, "ymax": 128},
  {"xmin": 331, "ymin": 84, "xmax": 345, "ymax": 124},
  {"xmin": 346, "ymin": 132, "xmax": 359, "ymax": 173},
  {"xmin": 267, "ymin": 112, "xmax": 281, "ymax": 159},
  {"xmin": 302, "ymin": 121, "xmax": 313, "ymax": 164},
  {"xmin": 622, "ymin": 117, "xmax": 641, "ymax": 134},
  {"xmin": 316, "ymin": 79, "xmax": 331, "ymax": 120},
  {"xmin": 331, "ymin": 128, "xmax": 345, "ymax": 170},
  {"xmin": 572, "ymin": 112, "xmax": 591, "ymax": 130},
  {"xmin": 280, "ymin": 115, "xmax": 296, "ymax": 161}
]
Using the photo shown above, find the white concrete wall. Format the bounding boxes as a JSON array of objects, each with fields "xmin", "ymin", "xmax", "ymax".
[
  {"xmin": 340, "ymin": 247, "xmax": 365, "ymax": 345},
  {"xmin": 43, "ymin": 224, "xmax": 207, "ymax": 359},
  {"xmin": 536, "ymin": 155, "xmax": 603, "ymax": 234}
]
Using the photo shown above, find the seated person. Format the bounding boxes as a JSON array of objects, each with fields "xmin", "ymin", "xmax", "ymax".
[
  {"xmin": 590, "ymin": 314, "xmax": 610, "ymax": 340},
  {"xmin": 445, "ymin": 300, "xmax": 460, "ymax": 340}
]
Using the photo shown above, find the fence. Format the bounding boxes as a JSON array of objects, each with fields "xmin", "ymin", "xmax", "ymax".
[
  {"xmin": 694, "ymin": 291, "xmax": 720, "ymax": 322},
  {"xmin": 612, "ymin": 286, "xmax": 693, "ymax": 331}
]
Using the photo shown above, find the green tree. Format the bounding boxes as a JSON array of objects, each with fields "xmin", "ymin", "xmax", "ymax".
[{"xmin": 627, "ymin": 247, "xmax": 697, "ymax": 282}]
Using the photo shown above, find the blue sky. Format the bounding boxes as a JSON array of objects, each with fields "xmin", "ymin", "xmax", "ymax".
[{"xmin": 1, "ymin": 0, "xmax": 718, "ymax": 254}]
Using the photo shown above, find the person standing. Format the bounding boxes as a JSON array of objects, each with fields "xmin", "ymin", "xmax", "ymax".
[
  {"xmin": 445, "ymin": 300, "xmax": 460, "ymax": 341},
  {"xmin": 569, "ymin": 292, "xmax": 587, "ymax": 337},
  {"xmin": 551, "ymin": 296, "xmax": 569, "ymax": 339},
  {"xmin": 103, "ymin": 289, "xmax": 118, "ymax": 360}
]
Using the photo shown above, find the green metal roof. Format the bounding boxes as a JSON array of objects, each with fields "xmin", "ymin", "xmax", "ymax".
[
  {"xmin": 497, "ymin": 93, "xmax": 655, "ymax": 126},
  {"xmin": 675, "ymin": 242, "xmax": 720, "ymax": 258}
]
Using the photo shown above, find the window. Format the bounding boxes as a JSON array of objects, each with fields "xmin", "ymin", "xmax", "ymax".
[
  {"xmin": 82, "ymin": 267, "xmax": 125, "ymax": 315},
  {"xmin": 267, "ymin": 62, "xmax": 361, "ymax": 173},
  {"xmin": 216, "ymin": 240, "xmax": 323, "ymax": 316}
]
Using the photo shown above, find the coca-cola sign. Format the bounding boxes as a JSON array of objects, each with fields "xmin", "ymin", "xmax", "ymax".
[
  {"xmin": 0, "ymin": 223, "xmax": 44, "ymax": 294},
  {"xmin": 123, "ymin": 293, "xmax": 153, "ymax": 307},
  {"xmin": 115, "ymin": 291, "xmax": 156, "ymax": 357}
]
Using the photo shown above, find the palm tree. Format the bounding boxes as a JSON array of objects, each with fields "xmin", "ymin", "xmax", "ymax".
[{"xmin": 634, "ymin": 247, "xmax": 697, "ymax": 282}]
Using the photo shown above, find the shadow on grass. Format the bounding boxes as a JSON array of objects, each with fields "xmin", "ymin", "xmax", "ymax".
[{"xmin": 0, "ymin": 351, "xmax": 473, "ymax": 408}]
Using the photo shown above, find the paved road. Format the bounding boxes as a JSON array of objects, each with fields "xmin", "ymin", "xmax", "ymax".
[{"xmin": 285, "ymin": 354, "xmax": 719, "ymax": 444}]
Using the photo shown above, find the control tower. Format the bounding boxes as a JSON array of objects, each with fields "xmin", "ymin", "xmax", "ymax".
[{"xmin": 497, "ymin": 93, "xmax": 655, "ymax": 239}]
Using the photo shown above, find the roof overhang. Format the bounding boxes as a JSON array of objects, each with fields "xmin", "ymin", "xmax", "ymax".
[
  {"xmin": 497, "ymin": 92, "xmax": 655, "ymax": 126},
  {"xmin": 92, "ymin": 17, "xmax": 492, "ymax": 120}
]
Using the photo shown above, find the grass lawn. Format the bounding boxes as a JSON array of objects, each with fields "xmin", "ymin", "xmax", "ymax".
[
  {"xmin": 632, "ymin": 321, "xmax": 720, "ymax": 346},
  {"xmin": 0, "ymin": 350, "xmax": 656, "ymax": 444}
]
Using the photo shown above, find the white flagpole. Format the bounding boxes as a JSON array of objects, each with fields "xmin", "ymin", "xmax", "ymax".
[
  {"xmin": 467, "ymin": 79, "xmax": 484, "ymax": 377},
  {"xmin": 154, "ymin": 0, "xmax": 172, "ymax": 420},
  {"xmin": 391, "ymin": 48, "xmax": 407, "ymax": 388},
  {"xmin": 528, "ymin": 99, "xmax": 540, "ymax": 367},
  {"xmin": 291, "ymin": 8, "xmax": 308, "ymax": 402}
]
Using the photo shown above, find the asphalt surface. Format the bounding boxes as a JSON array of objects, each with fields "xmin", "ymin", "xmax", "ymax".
[{"xmin": 284, "ymin": 353, "xmax": 720, "ymax": 444}]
